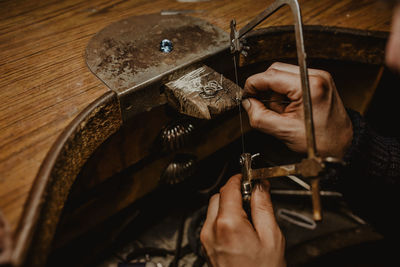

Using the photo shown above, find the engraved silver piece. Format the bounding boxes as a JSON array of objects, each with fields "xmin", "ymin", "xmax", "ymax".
[{"xmin": 199, "ymin": 80, "xmax": 223, "ymax": 99}]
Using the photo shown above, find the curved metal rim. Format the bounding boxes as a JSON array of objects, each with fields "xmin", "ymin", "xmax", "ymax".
[{"xmin": 242, "ymin": 24, "xmax": 389, "ymax": 66}]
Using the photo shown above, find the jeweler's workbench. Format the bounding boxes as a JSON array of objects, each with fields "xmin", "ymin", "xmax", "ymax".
[{"xmin": 0, "ymin": 0, "xmax": 394, "ymax": 266}]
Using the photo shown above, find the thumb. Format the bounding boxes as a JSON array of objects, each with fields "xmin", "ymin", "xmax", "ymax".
[
  {"xmin": 251, "ymin": 180, "xmax": 279, "ymax": 240},
  {"xmin": 242, "ymin": 98, "xmax": 285, "ymax": 136}
]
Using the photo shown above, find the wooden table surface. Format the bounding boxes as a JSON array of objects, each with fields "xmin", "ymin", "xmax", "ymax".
[{"xmin": 0, "ymin": 0, "xmax": 394, "ymax": 265}]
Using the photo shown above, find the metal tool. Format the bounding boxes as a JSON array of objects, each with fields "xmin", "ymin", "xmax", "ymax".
[
  {"xmin": 231, "ymin": 0, "xmax": 342, "ymax": 221},
  {"xmin": 277, "ymin": 208, "xmax": 317, "ymax": 230}
]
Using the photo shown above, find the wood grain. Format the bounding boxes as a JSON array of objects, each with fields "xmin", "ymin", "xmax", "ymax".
[
  {"xmin": 19, "ymin": 92, "xmax": 121, "ymax": 266},
  {"xmin": 0, "ymin": 0, "xmax": 394, "ymax": 265}
]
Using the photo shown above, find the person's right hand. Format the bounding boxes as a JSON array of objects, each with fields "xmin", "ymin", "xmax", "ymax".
[
  {"xmin": 200, "ymin": 175, "xmax": 286, "ymax": 267},
  {"xmin": 242, "ymin": 62, "xmax": 353, "ymax": 158}
]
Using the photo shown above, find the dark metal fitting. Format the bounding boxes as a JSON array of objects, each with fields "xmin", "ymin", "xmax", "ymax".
[
  {"xmin": 242, "ymin": 181, "xmax": 252, "ymax": 193},
  {"xmin": 241, "ymin": 181, "xmax": 252, "ymax": 203},
  {"xmin": 230, "ymin": 19, "xmax": 242, "ymax": 54},
  {"xmin": 297, "ymin": 157, "xmax": 325, "ymax": 178}
]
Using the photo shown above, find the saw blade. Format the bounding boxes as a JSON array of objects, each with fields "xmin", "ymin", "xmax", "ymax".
[{"xmin": 233, "ymin": 54, "xmax": 245, "ymax": 154}]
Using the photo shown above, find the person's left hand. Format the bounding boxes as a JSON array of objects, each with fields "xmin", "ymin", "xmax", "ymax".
[{"xmin": 200, "ymin": 174, "xmax": 286, "ymax": 267}]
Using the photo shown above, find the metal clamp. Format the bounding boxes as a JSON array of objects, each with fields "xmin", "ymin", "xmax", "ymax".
[{"xmin": 239, "ymin": 152, "xmax": 343, "ymax": 221}]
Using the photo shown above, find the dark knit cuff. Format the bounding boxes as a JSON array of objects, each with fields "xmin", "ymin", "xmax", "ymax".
[
  {"xmin": 321, "ymin": 109, "xmax": 367, "ymax": 189},
  {"xmin": 343, "ymin": 109, "xmax": 368, "ymax": 166},
  {"xmin": 344, "ymin": 108, "xmax": 400, "ymax": 180}
]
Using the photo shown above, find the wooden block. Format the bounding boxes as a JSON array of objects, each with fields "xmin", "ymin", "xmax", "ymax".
[{"xmin": 165, "ymin": 65, "xmax": 243, "ymax": 119}]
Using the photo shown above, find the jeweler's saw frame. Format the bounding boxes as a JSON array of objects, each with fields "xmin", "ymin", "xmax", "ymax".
[{"xmin": 230, "ymin": 0, "xmax": 342, "ymax": 221}]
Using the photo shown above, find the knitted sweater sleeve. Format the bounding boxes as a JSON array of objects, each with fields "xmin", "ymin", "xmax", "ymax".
[
  {"xmin": 344, "ymin": 109, "xmax": 400, "ymax": 181},
  {"xmin": 335, "ymin": 109, "xmax": 400, "ymax": 236}
]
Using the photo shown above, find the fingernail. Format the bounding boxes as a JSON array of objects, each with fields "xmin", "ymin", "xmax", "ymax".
[
  {"xmin": 242, "ymin": 98, "xmax": 251, "ymax": 110},
  {"xmin": 255, "ymin": 180, "xmax": 270, "ymax": 193},
  {"xmin": 254, "ymin": 182, "xmax": 264, "ymax": 193}
]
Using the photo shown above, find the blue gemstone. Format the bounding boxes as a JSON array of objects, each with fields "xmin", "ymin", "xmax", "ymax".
[{"xmin": 160, "ymin": 39, "xmax": 173, "ymax": 53}]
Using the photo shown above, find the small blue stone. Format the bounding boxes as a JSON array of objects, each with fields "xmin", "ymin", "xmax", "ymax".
[{"xmin": 160, "ymin": 39, "xmax": 173, "ymax": 53}]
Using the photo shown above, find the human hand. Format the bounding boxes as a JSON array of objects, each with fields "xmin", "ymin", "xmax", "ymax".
[
  {"xmin": 200, "ymin": 174, "xmax": 286, "ymax": 267},
  {"xmin": 242, "ymin": 62, "xmax": 353, "ymax": 158}
]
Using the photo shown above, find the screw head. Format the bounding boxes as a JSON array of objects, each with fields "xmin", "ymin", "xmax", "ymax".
[{"xmin": 160, "ymin": 39, "xmax": 173, "ymax": 53}]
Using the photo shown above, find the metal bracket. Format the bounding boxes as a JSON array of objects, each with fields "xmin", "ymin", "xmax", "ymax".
[{"xmin": 86, "ymin": 13, "xmax": 230, "ymax": 122}]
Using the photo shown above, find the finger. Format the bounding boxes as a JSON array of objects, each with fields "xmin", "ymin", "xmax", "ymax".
[
  {"xmin": 251, "ymin": 180, "xmax": 279, "ymax": 240},
  {"xmin": 242, "ymin": 98, "xmax": 291, "ymax": 136},
  {"xmin": 244, "ymin": 68, "xmax": 302, "ymax": 100},
  {"xmin": 269, "ymin": 62, "xmax": 300, "ymax": 73},
  {"xmin": 269, "ymin": 62, "xmax": 334, "ymax": 106},
  {"xmin": 269, "ymin": 62, "xmax": 332, "ymax": 81},
  {"xmin": 201, "ymin": 193, "xmax": 220, "ymax": 246},
  {"xmin": 202, "ymin": 193, "xmax": 220, "ymax": 233},
  {"xmin": 218, "ymin": 174, "xmax": 247, "ymax": 220},
  {"xmin": 268, "ymin": 92, "xmax": 288, "ymax": 114}
]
